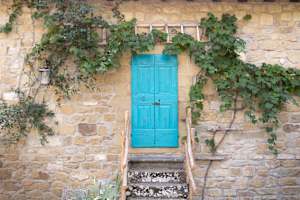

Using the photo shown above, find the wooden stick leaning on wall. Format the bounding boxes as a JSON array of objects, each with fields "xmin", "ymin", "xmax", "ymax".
[
  {"xmin": 185, "ymin": 108, "xmax": 197, "ymax": 198},
  {"xmin": 120, "ymin": 111, "xmax": 129, "ymax": 200}
]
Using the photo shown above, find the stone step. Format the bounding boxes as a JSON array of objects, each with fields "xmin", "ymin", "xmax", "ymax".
[
  {"xmin": 129, "ymin": 162, "xmax": 184, "ymax": 170},
  {"xmin": 128, "ymin": 170, "xmax": 186, "ymax": 183},
  {"xmin": 126, "ymin": 183, "xmax": 189, "ymax": 199},
  {"xmin": 129, "ymin": 154, "xmax": 184, "ymax": 170},
  {"xmin": 127, "ymin": 198, "xmax": 188, "ymax": 200},
  {"xmin": 129, "ymin": 154, "xmax": 184, "ymax": 163}
]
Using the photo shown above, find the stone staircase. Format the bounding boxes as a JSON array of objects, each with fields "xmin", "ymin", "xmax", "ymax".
[{"xmin": 126, "ymin": 154, "xmax": 189, "ymax": 200}]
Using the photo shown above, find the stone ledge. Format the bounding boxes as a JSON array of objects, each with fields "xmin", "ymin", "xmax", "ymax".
[
  {"xmin": 195, "ymin": 154, "xmax": 227, "ymax": 161},
  {"xmin": 277, "ymin": 154, "xmax": 300, "ymax": 160},
  {"xmin": 129, "ymin": 154, "xmax": 184, "ymax": 163}
]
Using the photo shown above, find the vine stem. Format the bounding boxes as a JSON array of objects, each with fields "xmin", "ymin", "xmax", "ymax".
[{"xmin": 201, "ymin": 91, "xmax": 240, "ymax": 200}]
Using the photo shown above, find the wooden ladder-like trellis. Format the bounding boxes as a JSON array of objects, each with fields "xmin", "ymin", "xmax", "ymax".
[
  {"xmin": 135, "ymin": 23, "xmax": 202, "ymax": 42},
  {"xmin": 99, "ymin": 23, "xmax": 203, "ymax": 45}
]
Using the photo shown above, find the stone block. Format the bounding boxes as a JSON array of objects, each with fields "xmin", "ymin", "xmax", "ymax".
[
  {"xmin": 24, "ymin": 182, "xmax": 49, "ymax": 191},
  {"xmin": 78, "ymin": 123, "xmax": 97, "ymax": 136},
  {"xmin": 135, "ymin": 12, "xmax": 145, "ymax": 21},
  {"xmin": 278, "ymin": 112, "xmax": 289, "ymax": 123},
  {"xmin": 107, "ymin": 154, "xmax": 119, "ymax": 161},
  {"xmin": 32, "ymin": 171, "xmax": 49, "ymax": 180},
  {"xmin": 71, "ymin": 154, "xmax": 86, "ymax": 162},
  {"xmin": 82, "ymin": 101, "xmax": 98, "ymax": 106},
  {"xmin": 71, "ymin": 172, "xmax": 89, "ymax": 181},
  {"xmin": 104, "ymin": 114, "xmax": 115, "ymax": 121},
  {"xmin": 279, "ymin": 177, "xmax": 297, "ymax": 186},
  {"xmin": 223, "ymin": 189, "xmax": 236, "ymax": 197},
  {"xmin": 280, "ymin": 160, "xmax": 300, "ymax": 167},
  {"xmin": 293, "ymin": 12, "xmax": 300, "ymax": 21},
  {"xmin": 281, "ymin": 186, "xmax": 300, "ymax": 195},
  {"xmin": 81, "ymin": 162, "xmax": 100, "ymax": 170},
  {"xmin": 281, "ymin": 12, "xmax": 293, "ymax": 21},
  {"xmin": 0, "ymin": 169, "xmax": 12, "ymax": 179},
  {"xmin": 47, "ymin": 163, "xmax": 63, "ymax": 171},
  {"xmin": 266, "ymin": 4, "xmax": 282, "ymax": 13},
  {"xmin": 277, "ymin": 154, "xmax": 295, "ymax": 160},
  {"xmin": 53, "ymin": 172, "xmax": 69, "ymax": 182},
  {"xmin": 283, "ymin": 124, "xmax": 300, "ymax": 133},
  {"xmin": 95, "ymin": 154, "xmax": 107, "ymax": 161},
  {"xmin": 287, "ymin": 51, "xmax": 300, "ymax": 64},
  {"xmin": 249, "ymin": 177, "xmax": 265, "ymax": 188},
  {"xmin": 260, "ymin": 14, "xmax": 274, "ymax": 26},
  {"xmin": 259, "ymin": 40, "xmax": 278, "ymax": 51},
  {"xmin": 2, "ymin": 91, "xmax": 18, "ymax": 101},
  {"xmin": 243, "ymin": 166, "xmax": 255, "ymax": 177},
  {"xmin": 280, "ymin": 168, "xmax": 300, "ymax": 177},
  {"xmin": 230, "ymin": 168, "xmax": 241, "ymax": 176},
  {"xmin": 60, "ymin": 104, "xmax": 75, "ymax": 114},
  {"xmin": 3, "ymin": 181, "xmax": 20, "ymax": 191},
  {"xmin": 47, "ymin": 137, "xmax": 63, "ymax": 147},
  {"xmin": 290, "ymin": 114, "xmax": 300, "ymax": 123},
  {"xmin": 73, "ymin": 137, "xmax": 86, "ymax": 145},
  {"xmin": 207, "ymin": 188, "xmax": 222, "ymax": 197}
]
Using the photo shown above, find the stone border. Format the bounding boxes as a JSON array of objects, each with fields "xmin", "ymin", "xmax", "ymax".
[{"xmin": 195, "ymin": 154, "xmax": 227, "ymax": 161}]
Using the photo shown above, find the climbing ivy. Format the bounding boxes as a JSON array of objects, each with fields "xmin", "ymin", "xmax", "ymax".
[
  {"xmin": 0, "ymin": 0, "xmax": 167, "ymax": 144},
  {"xmin": 25, "ymin": 1, "xmax": 167, "ymax": 99},
  {"xmin": 163, "ymin": 13, "xmax": 300, "ymax": 154},
  {"xmin": 0, "ymin": 90, "xmax": 54, "ymax": 144},
  {"xmin": 0, "ymin": 0, "xmax": 22, "ymax": 33}
]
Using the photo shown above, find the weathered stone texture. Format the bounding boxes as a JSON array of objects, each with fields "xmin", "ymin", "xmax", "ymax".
[
  {"xmin": 78, "ymin": 123, "xmax": 97, "ymax": 136},
  {"xmin": 0, "ymin": 0, "xmax": 300, "ymax": 199}
]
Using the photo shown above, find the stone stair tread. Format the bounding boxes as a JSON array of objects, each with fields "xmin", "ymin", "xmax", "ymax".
[
  {"xmin": 129, "ymin": 154, "xmax": 184, "ymax": 163},
  {"xmin": 129, "ymin": 162, "xmax": 184, "ymax": 170},
  {"xmin": 128, "ymin": 182, "xmax": 188, "ymax": 187},
  {"xmin": 128, "ymin": 170, "xmax": 186, "ymax": 183},
  {"xmin": 127, "ymin": 183, "xmax": 189, "ymax": 199},
  {"xmin": 129, "ymin": 169, "xmax": 185, "ymax": 173},
  {"xmin": 126, "ymin": 154, "xmax": 188, "ymax": 200},
  {"xmin": 127, "ymin": 198, "xmax": 188, "ymax": 200}
]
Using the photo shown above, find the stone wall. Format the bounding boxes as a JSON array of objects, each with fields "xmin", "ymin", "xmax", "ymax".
[{"xmin": 0, "ymin": 0, "xmax": 300, "ymax": 199}]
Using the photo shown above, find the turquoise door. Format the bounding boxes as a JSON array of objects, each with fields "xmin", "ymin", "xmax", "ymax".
[{"xmin": 131, "ymin": 54, "xmax": 178, "ymax": 148}]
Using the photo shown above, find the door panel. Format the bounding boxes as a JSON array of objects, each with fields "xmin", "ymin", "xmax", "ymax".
[
  {"xmin": 132, "ymin": 55, "xmax": 155, "ymax": 147},
  {"xmin": 154, "ymin": 55, "xmax": 178, "ymax": 147},
  {"xmin": 131, "ymin": 54, "xmax": 178, "ymax": 148}
]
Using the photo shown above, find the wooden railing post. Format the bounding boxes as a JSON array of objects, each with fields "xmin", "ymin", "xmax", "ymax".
[
  {"xmin": 185, "ymin": 108, "xmax": 197, "ymax": 198},
  {"xmin": 120, "ymin": 111, "xmax": 129, "ymax": 200}
]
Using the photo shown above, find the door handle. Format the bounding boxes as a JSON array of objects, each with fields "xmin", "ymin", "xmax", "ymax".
[{"xmin": 152, "ymin": 101, "xmax": 160, "ymax": 106}]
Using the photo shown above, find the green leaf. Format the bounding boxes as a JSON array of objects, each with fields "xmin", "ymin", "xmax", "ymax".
[{"xmin": 243, "ymin": 14, "xmax": 252, "ymax": 21}]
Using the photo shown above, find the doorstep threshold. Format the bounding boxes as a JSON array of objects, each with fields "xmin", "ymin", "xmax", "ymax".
[{"xmin": 128, "ymin": 154, "xmax": 184, "ymax": 162}]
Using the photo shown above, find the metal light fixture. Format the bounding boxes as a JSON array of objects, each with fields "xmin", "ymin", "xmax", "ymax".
[
  {"xmin": 280, "ymin": 58, "xmax": 286, "ymax": 65},
  {"xmin": 39, "ymin": 67, "xmax": 50, "ymax": 85}
]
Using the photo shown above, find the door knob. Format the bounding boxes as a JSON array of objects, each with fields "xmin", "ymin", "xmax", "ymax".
[{"xmin": 153, "ymin": 102, "xmax": 160, "ymax": 106}]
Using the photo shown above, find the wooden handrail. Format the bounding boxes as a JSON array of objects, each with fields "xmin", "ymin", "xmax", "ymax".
[
  {"xmin": 120, "ymin": 111, "xmax": 129, "ymax": 200},
  {"xmin": 185, "ymin": 108, "xmax": 197, "ymax": 197}
]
